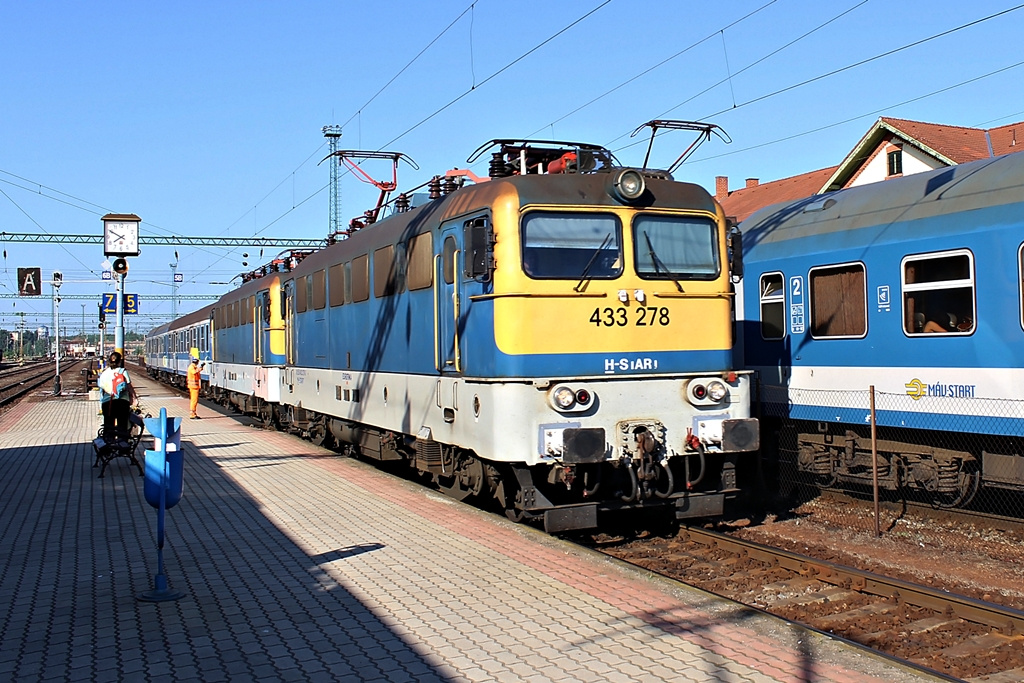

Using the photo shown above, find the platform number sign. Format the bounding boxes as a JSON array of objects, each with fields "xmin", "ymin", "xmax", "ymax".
[
  {"xmin": 789, "ymin": 275, "xmax": 805, "ymax": 334},
  {"xmin": 17, "ymin": 267, "xmax": 41, "ymax": 296},
  {"xmin": 101, "ymin": 292, "xmax": 140, "ymax": 315}
]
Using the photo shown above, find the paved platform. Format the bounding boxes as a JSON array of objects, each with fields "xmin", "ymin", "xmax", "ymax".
[{"xmin": 0, "ymin": 375, "xmax": 945, "ymax": 682}]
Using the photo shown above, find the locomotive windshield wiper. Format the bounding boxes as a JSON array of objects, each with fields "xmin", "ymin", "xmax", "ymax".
[
  {"xmin": 643, "ymin": 231, "xmax": 683, "ymax": 292},
  {"xmin": 574, "ymin": 233, "xmax": 613, "ymax": 292}
]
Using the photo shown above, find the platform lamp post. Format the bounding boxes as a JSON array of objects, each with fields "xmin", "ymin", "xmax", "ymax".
[
  {"xmin": 52, "ymin": 271, "xmax": 62, "ymax": 394},
  {"xmin": 101, "ymin": 214, "xmax": 141, "ymax": 357}
]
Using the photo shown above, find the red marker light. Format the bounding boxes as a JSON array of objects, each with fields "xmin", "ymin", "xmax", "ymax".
[{"xmin": 575, "ymin": 389, "xmax": 591, "ymax": 405}]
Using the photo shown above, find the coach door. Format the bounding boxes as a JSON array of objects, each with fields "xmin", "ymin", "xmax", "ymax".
[{"xmin": 435, "ymin": 228, "xmax": 462, "ymax": 373}]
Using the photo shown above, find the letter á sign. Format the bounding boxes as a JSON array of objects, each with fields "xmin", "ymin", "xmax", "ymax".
[{"xmin": 17, "ymin": 267, "xmax": 41, "ymax": 296}]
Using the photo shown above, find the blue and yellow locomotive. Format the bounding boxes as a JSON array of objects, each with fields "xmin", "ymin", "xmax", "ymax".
[{"xmin": 149, "ymin": 139, "xmax": 758, "ymax": 531}]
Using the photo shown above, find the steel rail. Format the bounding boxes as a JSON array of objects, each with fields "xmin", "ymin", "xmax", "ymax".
[
  {"xmin": 0, "ymin": 360, "xmax": 83, "ymax": 410},
  {"xmin": 681, "ymin": 526, "xmax": 1024, "ymax": 635}
]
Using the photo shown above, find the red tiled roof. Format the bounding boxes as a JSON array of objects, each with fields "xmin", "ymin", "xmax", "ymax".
[
  {"xmin": 988, "ymin": 122, "xmax": 1024, "ymax": 156},
  {"xmin": 718, "ymin": 166, "xmax": 838, "ymax": 223},
  {"xmin": 879, "ymin": 117, "xmax": 991, "ymax": 163},
  {"xmin": 717, "ymin": 117, "xmax": 1024, "ymax": 223}
]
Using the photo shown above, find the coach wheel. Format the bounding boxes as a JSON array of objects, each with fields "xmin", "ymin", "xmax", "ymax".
[{"xmin": 933, "ymin": 462, "xmax": 981, "ymax": 509}]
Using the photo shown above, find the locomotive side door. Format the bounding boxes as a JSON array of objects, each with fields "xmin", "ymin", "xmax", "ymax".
[
  {"xmin": 255, "ymin": 289, "xmax": 269, "ymax": 364},
  {"xmin": 435, "ymin": 228, "xmax": 462, "ymax": 373},
  {"xmin": 283, "ymin": 279, "xmax": 296, "ymax": 365}
]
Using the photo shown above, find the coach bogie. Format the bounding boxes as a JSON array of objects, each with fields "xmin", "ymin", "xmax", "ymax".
[{"xmin": 791, "ymin": 424, "xmax": 981, "ymax": 507}]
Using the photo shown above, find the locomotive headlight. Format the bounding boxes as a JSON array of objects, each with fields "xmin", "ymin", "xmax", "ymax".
[
  {"xmin": 608, "ymin": 168, "xmax": 646, "ymax": 203},
  {"xmin": 707, "ymin": 381, "xmax": 728, "ymax": 402},
  {"xmin": 553, "ymin": 386, "xmax": 576, "ymax": 409}
]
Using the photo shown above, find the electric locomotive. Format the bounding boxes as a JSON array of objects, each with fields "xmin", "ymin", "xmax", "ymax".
[
  {"xmin": 740, "ymin": 152, "xmax": 1024, "ymax": 508},
  {"xmin": 153, "ymin": 138, "xmax": 759, "ymax": 532}
]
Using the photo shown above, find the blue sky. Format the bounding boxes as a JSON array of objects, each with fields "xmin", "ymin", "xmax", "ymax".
[{"xmin": 2, "ymin": 0, "xmax": 1022, "ymax": 333}]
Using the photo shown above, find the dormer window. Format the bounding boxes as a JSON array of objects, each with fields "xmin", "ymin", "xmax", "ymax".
[{"xmin": 887, "ymin": 149, "xmax": 903, "ymax": 176}]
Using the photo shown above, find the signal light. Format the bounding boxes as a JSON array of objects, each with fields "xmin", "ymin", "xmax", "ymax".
[{"xmin": 112, "ymin": 258, "xmax": 129, "ymax": 275}]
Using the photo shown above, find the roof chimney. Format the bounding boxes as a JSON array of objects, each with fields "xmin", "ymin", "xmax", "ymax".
[
  {"xmin": 745, "ymin": 178, "xmax": 759, "ymax": 188},
  {"xmin": 715, "ymin": 176, "xmax": 729, "ymax": 200}
]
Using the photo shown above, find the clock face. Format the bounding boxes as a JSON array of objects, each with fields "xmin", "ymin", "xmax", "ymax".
[{"xmin": 104, "ymin": 220, "xmax": 140, "ymax": 256}]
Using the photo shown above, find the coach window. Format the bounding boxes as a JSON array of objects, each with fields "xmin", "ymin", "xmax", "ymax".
[
  {"xmin": 903, "ymin": 250, "xmax": 975, "ymax": 335},
  {"xmin": 374, "ymin": 245, "xmax": 399, "ymax": 298},
  {"xmin": 312, "ymin": 270, "xmax": 326, "ymax": 310},
  {"xmin": 759, "ymin": 272, "xmax": 785, "ymax": 339},
  {"xmin": 810, "ymin": 263, "xmax": 867, "ymax": 338},
  {"xmin": 406, "ymin": 232, "xmax": 433, "ymax": 291},
  {"xmin": 351, "ymin": 255, "xmax": 370, "ymax": 302},
  {"xmin": 329, "ymin": 263, "xmax": 345, "ymax": 306}
]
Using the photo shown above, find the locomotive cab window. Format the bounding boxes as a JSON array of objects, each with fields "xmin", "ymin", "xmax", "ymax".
[
  {"xmin": 759, "ymin": 272, "xmax": 786, "ymax": 340},
  {"xmin": 633, "ymin": 214, "xmax": 719, "ymax": 281},
  {"xmin": 521, "ymin": 211, "xmax": 622, "ymax": 279},
  {"xmin": 902, "ymin": 250, "xmax": 975, "ymax": 335},
  {"xmin": 809, "ymin": 262, "xmax": 867, "ymax": 338}
]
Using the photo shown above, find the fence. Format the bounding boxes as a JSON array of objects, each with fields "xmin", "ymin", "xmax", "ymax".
[{"xmin": 756, "ymin": 382, "xmax": 1024, "ymax": 533}]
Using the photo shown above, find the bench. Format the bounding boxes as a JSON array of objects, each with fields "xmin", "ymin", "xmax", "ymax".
[{"xmin": 92, "ymin": 411, "xmax": 147, "ymax": 478}]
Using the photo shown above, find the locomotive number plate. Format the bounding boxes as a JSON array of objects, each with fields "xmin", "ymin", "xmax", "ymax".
[{"xmin": 589, "ymin": 306, "xmax": 671, "ymax": 327}]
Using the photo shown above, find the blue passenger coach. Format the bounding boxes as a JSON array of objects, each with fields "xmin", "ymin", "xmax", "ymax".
[{"xmin": 740, "ymin": 152, "xmax": 1024, "ymax": 507}]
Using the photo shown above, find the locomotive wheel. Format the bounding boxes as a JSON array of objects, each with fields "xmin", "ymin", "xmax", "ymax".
[
  {"xmin": 504, "ymin": 488, "xmax": 527, "ymax": 522},
  {"xmin": 308, "ymin": 423, "xmax": 330, "ymax": 448},
  {"xmin": 437, "ymin": 474, "xmax": 472, "ymax": 502}
]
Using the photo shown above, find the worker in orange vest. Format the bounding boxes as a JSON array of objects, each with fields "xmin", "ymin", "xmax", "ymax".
[{"xmin": 187, "ymin": 356, "xmax": 206, "ymax": 419}]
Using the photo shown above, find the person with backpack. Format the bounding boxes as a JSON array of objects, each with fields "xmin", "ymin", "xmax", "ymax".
[{"xmin": 98, "ymin": 351, "xmax": 137, "ymax": 441}]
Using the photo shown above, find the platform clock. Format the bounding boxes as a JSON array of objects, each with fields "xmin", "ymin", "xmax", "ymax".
[{"xmin": 102, "ymin": 214, "xmax": 142, "ymax": 257}]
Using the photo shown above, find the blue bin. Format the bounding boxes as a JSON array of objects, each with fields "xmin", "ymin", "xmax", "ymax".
[{"xmin": 143, "ymin": 413, "xmax": 183, "ymax": 509}]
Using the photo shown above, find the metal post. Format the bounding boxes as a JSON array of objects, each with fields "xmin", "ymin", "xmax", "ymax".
[
  {"xmin": 870, "ymin": 385, "xmax": 880, "ymax": 538},
  {"xmin": 115, "ymin": 271, "xmax": 125, "ymax": 356},
  {"xmin": 170, "ymin": 258, "xmax": 178, "ymax": 319},
  {"xmin": 53, "ymin": 279, "xmax": 61, "ymax": 394}
]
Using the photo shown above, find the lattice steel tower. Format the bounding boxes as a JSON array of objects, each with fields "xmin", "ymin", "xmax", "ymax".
[{"xmin": 322, "ymin": 125, "xmax": 343, "ymax": 238}]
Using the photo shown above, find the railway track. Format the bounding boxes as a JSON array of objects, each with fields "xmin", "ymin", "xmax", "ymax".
[
  {"xmin": 593, "ymin": 526, "xmax": 1024, "ymax": 680},
  {"xmin": 0, "ymin": 359, "xmax": 86, "ymax": 412}
]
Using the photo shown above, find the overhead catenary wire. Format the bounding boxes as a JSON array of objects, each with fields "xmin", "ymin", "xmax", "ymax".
[
  {"xmin": 610, "ymin": 3, "xmax": 1024, "ymax": 158},
  {"xmin": 674, "ymin": 59, "xmax": 1024, "ymax": 167}
]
